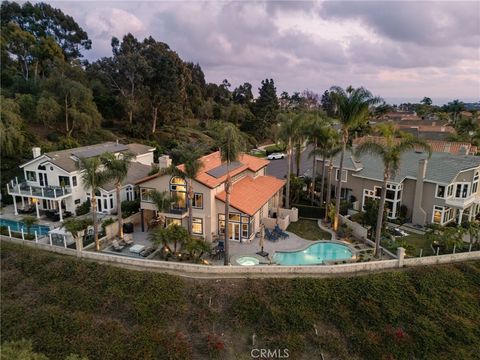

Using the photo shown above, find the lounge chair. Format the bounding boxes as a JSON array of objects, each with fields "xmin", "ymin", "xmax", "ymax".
[
  {"xmin": 274, "ymin": 225, "xmax": 289, "ymax": 239},
  {"xmin": 265, "ymin": 228, "xmax": 278, "ymax": 242},
  {"xmin": 123, "ymin": 234, "xmax": 134, "ymax": 245},
  {"xmin": 111, "ymin": 239, "xmax": 124, "ymax": 252},
  {"xmin": 140, "ymin": 247, "xmax": 155, "ymax": 257}
]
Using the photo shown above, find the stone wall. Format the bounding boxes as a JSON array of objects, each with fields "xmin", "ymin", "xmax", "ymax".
[
  {"xmin": 339, "ymin": 215, "xmax": 368, "ymax": 239},
  {"xmin": 2, "ymin": 236, "xmax": 480, "ymax": 279}
]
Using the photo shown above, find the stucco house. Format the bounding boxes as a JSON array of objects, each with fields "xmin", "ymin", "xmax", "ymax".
[
  {"xmin": 138, "ymin": 151, "xmax": 285, "ymax": 242},
  {"xmin": 317, "ymin": 150, "xmax": 480, "ymax": 226},
  {"xmin": 7, "ymin": 142, "xmax": 155, "ymax": 220}
]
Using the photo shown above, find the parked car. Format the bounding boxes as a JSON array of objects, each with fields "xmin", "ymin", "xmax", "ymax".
[
  {"xmin": 392, "ymin": 227, "xmax": 408, "ymax": 237},
  {"xmin": 267, "ymin": 152, "xmax": 286, "ymax": 160}
]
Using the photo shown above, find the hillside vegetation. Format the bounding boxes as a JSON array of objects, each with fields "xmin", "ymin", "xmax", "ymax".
[{"xmin": 1, "ymin": 241, "xmax": 479, "ymax": 360}]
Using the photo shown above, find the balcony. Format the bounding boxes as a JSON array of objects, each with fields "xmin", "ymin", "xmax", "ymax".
[
  {"xmin": 445, "ymin": 194, "xmax": 480, "ymax": 208},
  {"xmin": 7, "ymin": 180, "xmax": 72, "ymax": 199},
  {"xmin": 169, "ymin": 205, "xmax": 188, "ymax": 215}
]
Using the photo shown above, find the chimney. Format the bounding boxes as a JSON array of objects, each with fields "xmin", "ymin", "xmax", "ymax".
[
  {"xmin": 412, "ymin": 159, "xmax": 428, "ymax": 226},
  {"xmin": 158, "ymin": 155, "xmax": 172, "ymax": 169},
  {"xmin": 32, "ymin": 147, "xmax": 41, "ymax": 158}
]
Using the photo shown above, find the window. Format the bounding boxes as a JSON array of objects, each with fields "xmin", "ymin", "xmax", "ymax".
[
  {"xmin": 447, "ymin": 184, "xmax": 454, "ymax": 197},
  {"xmin": 74, "ymin": 199, "xmax": 81, "ymax": 204},
  {"xmin": 72, "ymin": 176, "xmax": 77, "ymax": 187},
  {"xmin": 242, "ymin": 223, "xmax": 249, "ymax": 238},
  {"xmin": 192, "ymin": 218, "xmax": 203, "ymax": 235},
  {"xmin": 170, "ymin": 177, "xmax": 186, "ymax": 209},
  {"xmin": 110, "ymin": 199, "xmax": 113, "ymax": 208},
  {"xmin": 335, "ymin": 169, "xmax": 347, "ymax": 182},
  {"xmin": 59, "ymin": 176, "xmax": 70, "ymax": 187},
  {"xmin": 38, "ymin": 164, "xmax": 46, "ymax": 170},
  {"xmin": 455, "ymin": 183, "xmax": 469, "ymax": 198},
  {"xmin": 436, "ymin": 185, "xmax": 445, "ymax": 198},
  {"xmin": 140, "ymin": 187, "xmax": 154, "ymax": 202},
  {"xmin": 433, "ymin": 205, "xmax": 456, "ymax": 225},
  {"xmin": 192, "ymin": 193, "xmax": 203, "ymax": 208},
  {"xmin": 433, "ymin": 206, "xmax": 443, "ymax": 224},
  {"xmin": 472, "ymin": 172, "xmax": 479, "ymax": 195},
  {"xmin": 166, "ymin": 218, "xmax": 181, "ymax": 227},
  {"xmin": 126, "ymin": 186, "xmax": 134, "ymax": 201},
  {"xmin": 104, "ymin": 199, "xmax": 107, "ymax": 209},
  {"xmin": 26, "ymin": 171, "xmax": 36, "ymax": 181}
]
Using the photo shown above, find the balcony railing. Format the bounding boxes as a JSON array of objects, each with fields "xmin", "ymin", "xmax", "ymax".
[
  {"xmin": 7, "ymin": 180, "xmax": 72, "ymax": 199},
  {"xmin": 169, "ymin": 205, "xmax": 187, "ymax": 215},
  {"xmin": 445, "ymin": 194, "xmax": 480, "ymax": 208}
]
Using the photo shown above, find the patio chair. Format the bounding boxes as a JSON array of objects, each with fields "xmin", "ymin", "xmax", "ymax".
[
  {"xmin": 265, "ymin": 228, "xmax": 278, "ymax": 242},
  {"xmin": 140, "ymin": 247, "xmax": 155, "ymax": 257},
  {"xmin": 123, "ymin": 234, "xmax": 134, "ymax": 245},
  {"xmin": 111, "ymin": 239, "xmax": 124, "ymax": 252},
  {"xmin": 274, "ymin": 225, "xmax": 289, "ymax": 239}
]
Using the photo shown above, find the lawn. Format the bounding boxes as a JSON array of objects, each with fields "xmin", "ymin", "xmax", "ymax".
[
  {"xmin": 402, "ymin": 232, "xmax": 433, "ymax": 256},
  {"xmin": 287, "ymin": 218, "xmax": 332, "ymax": 240},
  {"xmin": 2, "ymin": 242, "xmax": 480, "ymax": 359}
]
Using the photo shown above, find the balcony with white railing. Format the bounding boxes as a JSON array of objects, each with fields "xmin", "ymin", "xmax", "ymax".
[
  {"xmin": 7, "ymin": 179, "xmax": 72, "ymax": 199},
  {"xmin": 445, "ymin": 194, "xmax": 480, "ymax": 208}
]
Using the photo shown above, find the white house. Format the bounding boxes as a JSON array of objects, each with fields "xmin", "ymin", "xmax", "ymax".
[{"xmin": 7, "ymin": 142, "xmax": 155, "ymax": 220}]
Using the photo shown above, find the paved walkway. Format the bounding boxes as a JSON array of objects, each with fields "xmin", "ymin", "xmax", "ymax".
[{"xmin": 317, "ymin": 220, "xmax": 336, "ymax": 241}]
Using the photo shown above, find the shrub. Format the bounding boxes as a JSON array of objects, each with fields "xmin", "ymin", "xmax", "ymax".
[
  {"xmin": 101, "ymin": 218, "xmax": 115, "ymax": 233},
  {"xmin": 265, "ymin": 144, "xmax": 286, "ymax": 155},
  {"xmin": 75, "ymin": 200, "xmax": 90, "ymax": 216},
  {"xmin": 292, "ymin": 204, "xmax": 325, "ymax": 219},
  {"xmin": 121, "ymin": 200, "xmax": 140, "ymax": 218}
]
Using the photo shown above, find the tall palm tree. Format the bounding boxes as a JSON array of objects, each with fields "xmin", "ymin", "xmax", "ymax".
[
  {"xmin": 278, "ymin": 112, "xmax": 307, "ymax": 209},
  {"xmin": 323, "ymin": 134, "xmax": 342, "ymax": 222},
  {"xmin": 164, "ymin": 144, "xmax": 204, "ymax": 235},
  {"xmin": 330, "ymin": 86, "xmax": 382, "ymax": 231},
  {"xmin": 218, "ymin": 123, "xmax": 245, "ymax": 266},
  {"xmin": 78, "ymin": 156, "xmax": 109, "ymax": 251},
  {"xmin": 355, "ymin": 123, "xmax": 431, "ymax": 257},
  {"xmin": 306, "ymin": 114, "xmax": 332, "ymax": 205},
  {"xmin": 101, "ymin": 151, "xmax": 134, "ymax": 240}
]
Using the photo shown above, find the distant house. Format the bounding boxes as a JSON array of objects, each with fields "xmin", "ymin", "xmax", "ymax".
[
  {"xmin": 316, "ymin": 150, "xmax": 480, "ymax": 226},
  {"xmin": 138, "ymin": 151, "xmax": 285, "ymax": 242},
  {"xmin": 7, "ymin": 142, "xmax": 155, "ymax": 220}
]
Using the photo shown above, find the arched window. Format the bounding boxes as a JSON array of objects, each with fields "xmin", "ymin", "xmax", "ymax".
[{"xmin": 170, "ymin": 177, "xmax": 187, "ymax": 209}]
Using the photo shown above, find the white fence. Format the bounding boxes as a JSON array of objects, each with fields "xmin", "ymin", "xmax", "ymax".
[{"xmin": 2, "ymin": 235, "xmax": 480, "ymax": 279}]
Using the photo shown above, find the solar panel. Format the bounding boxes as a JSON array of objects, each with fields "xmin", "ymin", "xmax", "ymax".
[
  {"xmin": 72, "ymin": 143, "xmax": 129, "ymax": 158},
  {"xmin": 206, "ymin": 161, "xmax": 243, "ymax": 178}
]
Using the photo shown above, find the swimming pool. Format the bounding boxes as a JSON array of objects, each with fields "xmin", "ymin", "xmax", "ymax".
[
  {"xmin": 0, "ymin": 218, "xmax": 51, "ymax": 236},
  {"xmin": 274, "ymin": 241, "xmax": 354, "ymax": 265}
]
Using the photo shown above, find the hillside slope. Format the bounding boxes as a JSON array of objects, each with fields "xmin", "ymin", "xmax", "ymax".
[{"xmin": 1, "ymin": 242, "xmax": 479, "ymax": 360}]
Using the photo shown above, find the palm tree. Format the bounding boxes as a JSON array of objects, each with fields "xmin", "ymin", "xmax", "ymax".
[
  {"xmin": 323, "ymin": 134, "xmax": 342, "ymax": 222},
  {"xmin": 307, "ymin": 115, "xmax": 333, "ymax": 205},
  {"xmin": 184, "ymin": 237, "xmax": 211, "ymax": 262},
  {"xmin": 78, "ymin": 156, "xmax": 109, "ymax": 251},
  {"xmin": 278, "ymin": 112, "xmax": 307, "ymax": 209},
  {"xmin": 148, "ymin": 223, "xmax": 189, "ymax": 255},
  {"xmin": 61, "ymin": 218, "xmax": 92, "ymax": 256},
  {"xmin": 21, "ymin": 216, "xmax": 38, "ymax": 235},
  {"xmin": 163, "ymin": 144, "xmax": 204, "ymax": 235},
  {"xmin": 218, "ymin": 123, "xmax": 245, "ymax": 266},
  {"xmin": 330, "ymin": 86, "xmax": 382, "ymax": 231},
  {"xmin": 101, "ymin": 151, "xmax": 134, "ymax": 240},
  {"xmin": 355, "ymin": 123, "xmax": 431, "ymax": 257},
  {"xmin": 148, "ymin": 189, "xmax": 177, "ymax": 228}
]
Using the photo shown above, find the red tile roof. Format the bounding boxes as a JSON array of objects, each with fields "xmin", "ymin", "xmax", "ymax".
[
  {"xmin": 177, "ymin": 151, "xmax": 269, "ymax": 188},
  {"xmin": 216, "ymin": 175, "xmax": 285, "ymax": 216},
  {"xmin": 353, "ymin": 136, "xmax": 478, "ymax": 155}
]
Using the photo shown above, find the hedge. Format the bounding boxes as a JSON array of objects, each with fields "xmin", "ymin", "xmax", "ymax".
[{"xmin": 292, "ymin": 203, "xmax": 325, "ymax": 219}]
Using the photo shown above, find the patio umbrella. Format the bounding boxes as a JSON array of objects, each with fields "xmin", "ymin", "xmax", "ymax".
[{"xmin": 256, "ymin": 224, "xmax": 268, "ymax": 257}]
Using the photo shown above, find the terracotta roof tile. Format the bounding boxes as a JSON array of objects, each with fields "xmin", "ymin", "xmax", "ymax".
[
  {"xmin": 216, "ymin": 175, "xmax": 285, "ymax": 216},
  {"xmin": 178, "ymin": 151, "xmax": 269, "ymax": 188}
]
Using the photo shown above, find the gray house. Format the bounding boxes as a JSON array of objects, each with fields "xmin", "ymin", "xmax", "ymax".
[{"xmin": 317, "ymin": 150, "xmax": 480, "ymax": 226}]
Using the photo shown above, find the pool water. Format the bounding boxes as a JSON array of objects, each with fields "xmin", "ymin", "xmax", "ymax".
[
  {"xmin": 274, "ymin": 242, "xmax": 353, "ymax": 265},
  {"xmin": 236, "ymin": 256, "xmax": 260, "ymax": 266},
  {"xmin": 0, "ymin": 218, "xmax": 51, "ymax": 236}
]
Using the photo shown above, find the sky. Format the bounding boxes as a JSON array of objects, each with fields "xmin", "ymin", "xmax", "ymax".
[{"xmin": 48, "ymin": 0, "xmax": 480, "ymax": 105}]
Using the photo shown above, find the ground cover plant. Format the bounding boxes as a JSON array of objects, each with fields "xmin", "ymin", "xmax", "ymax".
[{"xmin": 1, "ymin": 241, "xmax": 479, "ymax": 359}]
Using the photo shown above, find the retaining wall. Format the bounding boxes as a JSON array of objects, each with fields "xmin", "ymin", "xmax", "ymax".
[{"xmin": 2, "ymin": 235, "xmax": 480, "ymax": 279}]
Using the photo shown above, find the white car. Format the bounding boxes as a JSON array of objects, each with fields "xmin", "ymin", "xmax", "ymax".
[{"xmin": 267, "ymin": 152, "xmax": 286, "ymax": 160}]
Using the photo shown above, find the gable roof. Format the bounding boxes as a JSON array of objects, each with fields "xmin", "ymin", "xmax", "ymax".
[
  {"xmin": 101, "ymin": 162, "xmax": 153, "ymax": 192},
  {"xmin": 177, "ymin": 151, "xmax": 269, "ymax": 188},
  {"xmin": 22, "ymin": 142, "xmax": 154, "ymax": 173},
  {"xmin": 331, "ymin": 150, "xmax": 480, "ymax": 184},
  {"xmin": 215, "ymin": 175, "xmax": 285, "ymax": 216}
]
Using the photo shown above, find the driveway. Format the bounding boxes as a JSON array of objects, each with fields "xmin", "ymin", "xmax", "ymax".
[{"xmin": 266, "ymin": 144, "xmax": 314, "ymax": 179}]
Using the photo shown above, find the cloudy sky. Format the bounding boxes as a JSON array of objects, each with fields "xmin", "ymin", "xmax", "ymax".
[{"xmin": 50, "ymin": 0, "xmax": 479, "ymax": 104}]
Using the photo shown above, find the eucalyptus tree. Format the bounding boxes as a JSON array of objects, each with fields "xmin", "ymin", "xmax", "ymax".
[
  {"xmin": 355, "ymin": 123, "xmax": 431, "ymax": 257},
  {"xmin": 330, "ymin": 86, "xmax": 382, "ymax": 230},
  {"xmin": 78, "ymin": 156, "xmax": 109, "ymax": 251},
  {"xmin": 101, "ymin": 151, "xmax": 134, "ymax": 239},
  {"xmin": 218, "ymin": 123, "xmax": 245, "ymax": 265}
]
